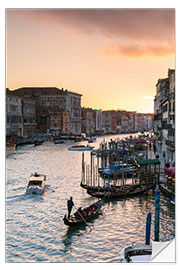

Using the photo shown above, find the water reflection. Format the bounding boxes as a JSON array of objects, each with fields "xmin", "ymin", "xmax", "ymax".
[{"xmin": 62, "ymin": 226, "xmax": 88, "ymax": 251}]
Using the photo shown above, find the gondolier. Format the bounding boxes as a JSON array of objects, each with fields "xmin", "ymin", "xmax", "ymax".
[{"xmin": 67, "ymin": 197, "xmax": 74, "ymax": 218}]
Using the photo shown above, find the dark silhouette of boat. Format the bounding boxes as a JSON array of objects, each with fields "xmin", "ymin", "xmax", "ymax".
[
  {"xmin": 86, "ymin": 183, "xmax": 155, "ymax": 199},
  {"xmin": 63, "ymin": 200, "xmax": 104, "ymax": 227}
]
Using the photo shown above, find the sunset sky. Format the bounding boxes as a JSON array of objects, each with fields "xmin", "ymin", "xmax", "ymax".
[{"xmin": 6, "ymin": 9, "xmax": 175, "ymax": 113}]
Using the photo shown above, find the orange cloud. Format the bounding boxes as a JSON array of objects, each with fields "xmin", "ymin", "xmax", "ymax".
[
  {"xmin": 104, "ymin": 41, "xmax": 174, "ymax": 57},
  {"xmin": 7, "ymin": 9, "xmax": 175, "ymax": 57}
]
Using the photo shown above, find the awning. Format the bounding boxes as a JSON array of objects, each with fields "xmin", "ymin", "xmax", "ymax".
[
  {"xmin": 164, "ymin": 167, "xmax": 175, "ymax": 178},
  {"xmin": 167, "ymin": 147, "xmax": 175, "ymax": 152},
  {"xmin": 135, "ymin": 139, "xmax": 146, "ymax": 144},
  {"xmin": 137, "ymin": 159, "xmax": 160, "ymax": 166}
]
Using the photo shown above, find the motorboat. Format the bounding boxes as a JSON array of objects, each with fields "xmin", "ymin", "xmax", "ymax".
[
  {"xmin": 26, "ymin": 173, "xmax": 46, "ymax": 195},
  {"xmin": 68, "ymin": 145, "xmax": 94, "ymax": 151},
  {"xmin": 120, "ymin": 244, "xmax": 152, "ymax": 262}
]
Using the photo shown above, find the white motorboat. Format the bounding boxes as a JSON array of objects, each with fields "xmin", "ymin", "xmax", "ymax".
[
  {"xmin": 68, "ymin": 145, "xmax": 94, "ymax": 151},
  {"xmin": 26, "ymin": 173, "xmax": 46, "ymax": 195},
  {"xmin": 120, "ymin": 244, "xmax": 152, "ymax": 262}
]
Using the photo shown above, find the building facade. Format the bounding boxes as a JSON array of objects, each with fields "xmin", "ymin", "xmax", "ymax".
[
  {"xmin": 6, "ymin": 89, "xmax": 23, "ymax": 137},
  {"xmin": 8, "ymin": 87, "xmax": 82, "ymax": 136},
  {"xmin": 153, "ymin": 69, "xmax": 175, "ymax": 165},
  {"xmin": 66, "ymin": 90, "xmax": 82, "ymax": 135},
  {"xmin": 166, "ymin": 69, "xmax": 175, "ymax": 164},
  {"xmin": 81, "ymin": 107, "xmax": 95, "ymax": 135},
  {"xmin": 22, "ymin": 97, "xmax": 37, "ymax": 138},
  {"xmin": 93, "ymin": 109, "xmax": 103, "ymax": 134},
  {"xmin": 102, "ymin": 110, "xmax": 117, "ymax": 133}
]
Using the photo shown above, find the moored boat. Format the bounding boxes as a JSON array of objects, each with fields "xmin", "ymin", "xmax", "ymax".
[
  {"xmin": 26, "ymin": 173, "xmax": 46, "ymax": 195},
  {"xmin": 6, "ymin": 144, "xmax": 16, "ymax": 151},
  {"xmin": 63, "ymin": 200, "xmax": 104, "ymax": 227},
  {"xmin": 68, "ymin": 145, "xmax": 94, "ymax": 151},
  {"xmin": 87, "ymin": 182, "xmax": 155, "ymax": 199},
  {"xmin": 99, "ymin": 163, "xmax": 136, "ymax": 178}
]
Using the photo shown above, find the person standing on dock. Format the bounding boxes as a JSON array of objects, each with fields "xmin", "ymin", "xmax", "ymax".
[
  {"xmin": 67, "ymin": 197, "xmax": 74, "ymax": 218},
  {"xmin": 149, "ymin": 142, "xmax": 151, "ymax": 150}
]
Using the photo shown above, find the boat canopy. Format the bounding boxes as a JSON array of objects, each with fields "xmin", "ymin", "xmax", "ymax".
[
  {"xmin": 28, "ymin": 180, "xmax": 42, "ymax": 186},
  {"xmin": 30, "ymin": 176, "xmax": 45, "ymax": 181},
  {"xmin": 137, "ymin": 159, "xmax": 160, "ymax": 166},
  {"xmin": 135, "ymin": 139, "xmax": 146, "ymax": 144}
]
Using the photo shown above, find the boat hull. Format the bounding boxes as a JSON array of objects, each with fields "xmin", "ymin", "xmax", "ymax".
[
  {"xmin": 68, "ymin": 147, "xmax": 94, "ymax": 151},
  {"xmin": 87, "ymin": 183, "xmax": 155, "ymax": 199},
  {"xmin": 26, "ymin": 188, "xmax": 44, "ymax": 195}
]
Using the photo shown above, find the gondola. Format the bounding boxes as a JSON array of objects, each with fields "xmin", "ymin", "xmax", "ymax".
[
  {"xmin": 87, "ymin": 183, "xmax": 155, "ymax": 199},
  {"xmin": 80, "ymin": 180, "xmax": 138, "ymax": 192},
  {"xmin": 63, "ymin": 200, "xmax": 104, "ymax": 227}
]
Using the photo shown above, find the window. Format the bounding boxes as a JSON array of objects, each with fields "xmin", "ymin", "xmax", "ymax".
[
  {"xmin": 10, "ymin": 104, "xmax": 18, "ymax": 112},
  {"xmin": 162, "ymin": 120, "xmax": 167, "ymax": 129}
]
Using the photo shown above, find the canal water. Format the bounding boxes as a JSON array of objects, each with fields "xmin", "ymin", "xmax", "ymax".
[{"xmin": 6, "ymin": 134, "xmax": 175, "ymax": 262}]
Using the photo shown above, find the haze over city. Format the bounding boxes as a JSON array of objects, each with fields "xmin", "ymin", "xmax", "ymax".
[{"xmin": 6, "ymin": 9, "xmax": 175, "ymax": 113}]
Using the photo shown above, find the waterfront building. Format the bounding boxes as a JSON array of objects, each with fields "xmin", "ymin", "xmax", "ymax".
[
  {"xmin": 154, "ymin": 77, "xmax": 169, "ymax": 154},
  {"xmin": 62, "ymin": 110, "xmax": 70, "ymax": 135},
  {"xmin": 22, "ymin": 97, "xmax": 37, "ymax": 138},
  {"xmin": 143, "ymin": 114, "xmax": 154, "ymax": 131},
  {"xmin": 120, "ymin": 111, "xmax": 129, "ymax": 133},
  {"xmin": 93, "ymin": 109, "xmax": 103, "ymax": 134},
  {"xmin": 65, "ymin": 90, "xmax": 82, "ymax": 135},
  {"xmin": 102, "ymin": 110, "xmax": 117, "ymax": 134},
  {"xmin": 166, "ymin": 69, "xmax": 175, "ymax": 164},
  {"xmin": 128, "ymin": 111, "xmax": 136, "ymax": 132},
  {"xmin": 153, "ymin": 69, "xmax": 175, "ymax": 165},
  {"xmin": 116, "ymin": 110, "xmax": 136, "ymax": 133},
  {"xmin": 6, "ymin": 89, "xmax": 23, "ymax": 137},
  {"xmin": 8, "ymin": 87, "xmax": 82, "ymax": 136},
  {"xmin": 81, "ymin": 107, "xmax": 95, "ymax": 135},
  {"xmin": 135, "ymin": 113, "xmax": 144, "ymax": 132},
  {"xmin": 134, "ymin": 113, "xmax": 153, "ymax": 132}
]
